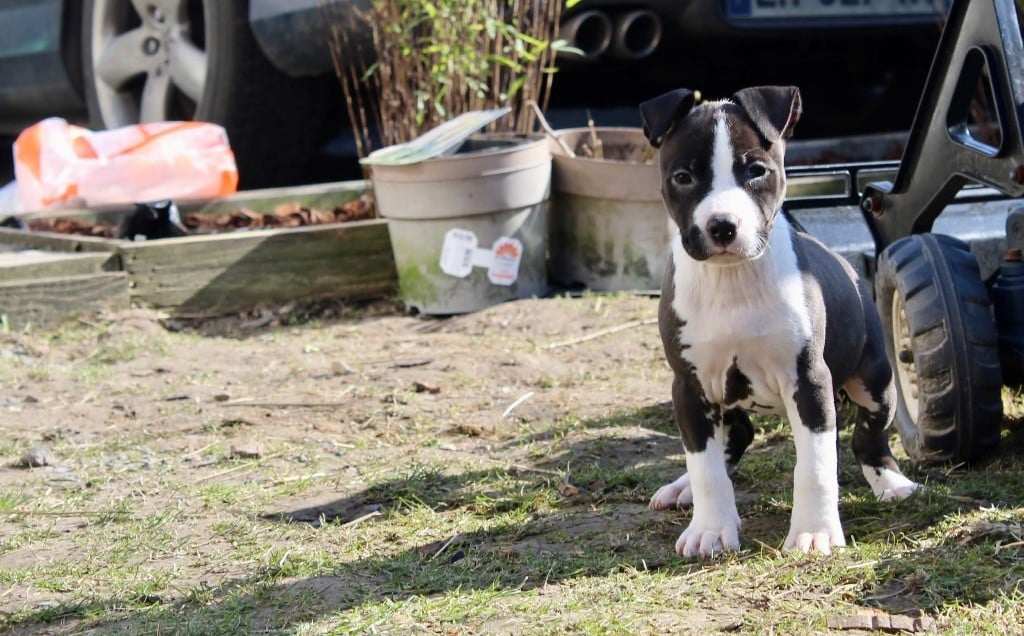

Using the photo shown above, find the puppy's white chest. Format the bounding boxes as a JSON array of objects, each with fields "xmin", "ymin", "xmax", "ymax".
[
  {"xmin": 684, "ymin": 302, "xmax": 799, "ymax": 413},
  {"xmin": 670, "ymin": 222, "xmax": 812, "ymax": 410}
]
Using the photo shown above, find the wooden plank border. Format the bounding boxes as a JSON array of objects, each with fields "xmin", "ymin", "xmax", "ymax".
[
  {"xmin": 121, "ymin": 218, "xmax": 396, "ymax": 316},
  {"xmin": 0, "ymin": 272, "xmax": 129, "ymax": 329},
  {"xmin": 0, "ymin": 180, "xmax": 398, "ymax": 317}
]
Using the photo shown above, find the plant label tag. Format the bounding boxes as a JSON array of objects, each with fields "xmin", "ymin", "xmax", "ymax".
[
  {"xmin": 488, "ymin": 237, "xmax": 523, "ymax": 286},
  {"xmin": 439, "ymin": 230, "xmax": 522, "ymax": 285},
  {"xmin": 439, "ymin": 228, "xmax": 477, "ymax": 278}
]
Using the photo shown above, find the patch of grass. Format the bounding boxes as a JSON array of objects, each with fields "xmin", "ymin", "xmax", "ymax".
[
  {"xmin": 7, "ymin": 417, "xmax": 1024, "ymax": 634},
  {"xmin": 0, "ymin": 490, "xmax": 28, "ymax": 511},
  {"xmin": 3, "ymin": 296, "xmax": 1024, "ymax": 634},
  {"xmin": 199, "ymin": 482, "xmax": 249, "ymax": 508}
]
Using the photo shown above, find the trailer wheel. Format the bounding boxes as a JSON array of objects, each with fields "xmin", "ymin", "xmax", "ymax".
[{"xmin": 875, "ymin": 233, "xmax": 1002, "ymax": 464}]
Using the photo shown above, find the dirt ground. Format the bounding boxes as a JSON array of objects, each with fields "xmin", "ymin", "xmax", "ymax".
[
  {"xmin": 0, "ymin": 295, "xmax": 669, "ymax": 473},
  {"xmin": 3, "ymin": 293, "xmax": 1021, "ymax": 634},
  {"xmin": 0, "ymin": 294, "xmax": 700, "ymax": 632}
]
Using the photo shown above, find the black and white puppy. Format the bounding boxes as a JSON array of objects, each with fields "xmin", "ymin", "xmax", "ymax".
[{"xmin": 640, "ymin": 86, "xmax": 919, "ymax": 558}]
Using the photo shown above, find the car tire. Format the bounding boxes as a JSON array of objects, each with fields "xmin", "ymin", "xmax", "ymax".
[
  {"xmin": 874, "ymin": 233, "xmax": 1003, "ymax": 464},
  {"xmin": 81, "ymin": 0, "xmax": 327, "ymax": 189}
]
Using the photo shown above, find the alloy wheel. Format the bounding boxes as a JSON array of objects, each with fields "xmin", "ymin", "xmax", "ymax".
[{"xmin": 87, "ymin": 0, "xmax": 208, "ymax": 126}]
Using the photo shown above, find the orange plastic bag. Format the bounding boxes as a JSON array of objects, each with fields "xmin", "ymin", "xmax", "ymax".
[{"xmin": 13, "ymin": 118, "xmax": 238, "ymax": 210}]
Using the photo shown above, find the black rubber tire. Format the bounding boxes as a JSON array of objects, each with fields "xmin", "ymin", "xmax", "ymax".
[
  {"xmin": 875, "ymin": 233, "xmax": 1003, "ymax": 464},
  {"xmin": 81, "ymin": 0, "xmax": 327, "ymax": 189}
]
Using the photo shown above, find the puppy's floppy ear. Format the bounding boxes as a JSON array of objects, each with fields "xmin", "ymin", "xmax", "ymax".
[
  {"xmin": 732, "ymin": 86, "xmax": 802, "ymax": 142},
  {"xmin": 639, "ymin": 88, "xmax": 696, "ymax": 148}
]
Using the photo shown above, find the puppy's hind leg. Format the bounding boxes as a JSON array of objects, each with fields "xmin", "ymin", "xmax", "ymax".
[
  {"xmin": 844, "ymin": 345, "xmax": 919, "ymax": 502},
  {"xmin": 650, "ymin": 409, "xmax": 753, "ymax": 510}
]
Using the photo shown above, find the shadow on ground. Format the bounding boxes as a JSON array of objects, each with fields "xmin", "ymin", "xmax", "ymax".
[
  {"xmin": 9, "ymin": 403, "xmax": 1024, "ymax": 633},
  {"xmin": 5, "ymin": 403, "xmax": 696, "ymax": 633}
]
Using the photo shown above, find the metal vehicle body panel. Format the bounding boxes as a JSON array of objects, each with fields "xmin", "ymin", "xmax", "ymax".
[
  {"xmin": 0, "ymin": 0, "xmax": 953, "ymax": 180},
  {"xmin": 0, "ymin": 0, "xmax": 85, "ymax": 132}
]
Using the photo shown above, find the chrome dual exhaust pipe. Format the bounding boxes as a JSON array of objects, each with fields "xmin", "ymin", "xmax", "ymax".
[
  {"xmin": 559, "ymin": 9, "xmax": 663, "ymax": 61},
  {"xmin": 558, "ymin": 10, "xmax": 613, "ymax": 61},
  {"xmin": 611, "ymin": 10, "xmax": 662, "ymax": 60}
]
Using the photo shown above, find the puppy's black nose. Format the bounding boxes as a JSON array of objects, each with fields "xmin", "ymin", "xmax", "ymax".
[{"xmin": 707, "ymin": 215, "xmax": 738, "ymax": 246}]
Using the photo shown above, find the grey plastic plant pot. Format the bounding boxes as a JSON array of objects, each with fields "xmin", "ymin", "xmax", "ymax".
[
  {"xmin": 370, "ymin": 134, "xmax": 551, "ymax": 315},
  {"xmin": 548, "ymin": 127, "xmax": 669, "ymax": 292}
]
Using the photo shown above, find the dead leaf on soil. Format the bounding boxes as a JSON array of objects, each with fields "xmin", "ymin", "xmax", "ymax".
[
  {"xmin": 558, "ymin": 474, "xmax": 579, "ymax": 498},
  {"xmin": 412, "ymin": 381, "xmax": 441, "ymax": 394},
  {"xmin": 452, "ymin": 422, "xmax": 491, "ymax": 437}
]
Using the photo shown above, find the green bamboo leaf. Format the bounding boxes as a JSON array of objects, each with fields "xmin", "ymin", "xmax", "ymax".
[
  {"xmin": 507, "ymin": 76, "xmax": 525, "ymax": 98},
  {"xmin": 488, "ymin": 54, "xmax": 522, "ymax": 72},
  {"xmin": 516, "ymin": 32, "xmax": 545, "ymax": 48}
]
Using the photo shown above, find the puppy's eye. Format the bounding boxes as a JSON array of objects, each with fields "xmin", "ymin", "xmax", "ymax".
[
  {"xmin": 747, "ymin": 162, "xmax": 769, "ymax": 180},
  {"xmin": 672, "ymin": 170, "xmax": 695, "ymax": 187}
]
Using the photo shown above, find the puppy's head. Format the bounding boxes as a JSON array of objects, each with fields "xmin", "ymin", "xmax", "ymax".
[{"xmin": 640, "ymin": 86, "xmax": 801, "ymax": 263}]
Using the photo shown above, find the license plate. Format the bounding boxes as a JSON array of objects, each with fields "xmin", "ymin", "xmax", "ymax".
[{"xmin": 727, "ymin": 0, "xmax": 946, "ymax": 20}]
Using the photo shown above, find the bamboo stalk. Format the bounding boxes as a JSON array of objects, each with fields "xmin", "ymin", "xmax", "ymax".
[{"xmin": 323, "ymin": 0, "xmax": 564, "ymax": 155}]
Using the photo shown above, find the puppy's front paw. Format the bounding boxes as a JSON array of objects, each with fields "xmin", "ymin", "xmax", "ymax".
[
  {"xmin": 649, "ymin": 473, "xmax": 693, "ymax": 510},
  {"xmin": 784, "ymin": 517, "xmax": 845, "ymax": 555},
  {"xmin": 676, "ymin": 516, "xmax": 740, "ymax": 558}
]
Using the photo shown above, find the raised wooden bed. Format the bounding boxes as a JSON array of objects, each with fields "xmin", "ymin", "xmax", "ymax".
[
  {"xmin": 0, "ymin": 180, "xmax": 397, "ymax": 319},
  {"xmin": 0, "ymin": 249, "xmax": 127, "ymax": 329}
]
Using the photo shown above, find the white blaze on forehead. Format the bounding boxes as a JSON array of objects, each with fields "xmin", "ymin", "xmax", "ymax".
[
  {"xmin": 692, "ymin": 106, "xmax": 762, "ymax": 257},
  {"xmin": 711, "ymin": 109, "xmax": 739, "ymax": 191}
]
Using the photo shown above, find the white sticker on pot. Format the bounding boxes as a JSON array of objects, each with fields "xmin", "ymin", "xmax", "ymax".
[
  {"xmin": 439, "ymin": 230, "xmax": 523, "ymax": 285},
  {"xmin": 488, "ymin": 237, "xmax": 523, "ymax": 286},
  {"xmin": 439, "ymin": 228, "xmax": 477, "ymax": 278}
]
